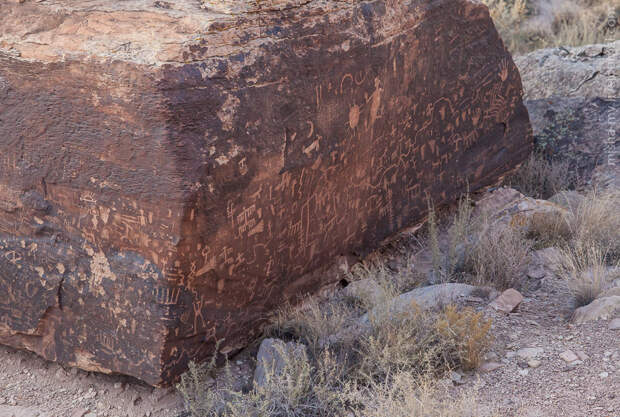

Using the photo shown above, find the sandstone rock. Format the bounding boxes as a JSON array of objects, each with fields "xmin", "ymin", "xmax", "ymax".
[
  {"xmin": 479, "ymin": 361, "xmax": 503, "ymax": 372},
  {"xmin": 327, "ymin": 283, "xmax": 497, "ymax": 347},
  {"xmin": 489, "ymin": 289, "xmax": 524, "ymax": 313},
  {"xmin": 572, "ymin": 296, "xmax": 620, "ymax": 324},
  {"xmin": 253, "ymin": 338, "xmax": 306, "ymax": 388},
  {"xmin": 527, "ymin": 359, "xmax": 541, "ymax": 368},
  {"xmin": 559, "ymin": 350, "xmax": 578, "ymax": 363},
  {"xmin": 0, "ymin": 0, "xmax": 532, "ymax": 385},
  {"xmin": 474, "ymin": 188, "xmax": 568, "ymax": 233},
  {"xmin": 515, "ymin": 41, "xmax": 619, "ymax": 188},
  {"xmin": 341, "ymin": 278, "xmax": 388, "ymax": 307},
  {"xmin": 363, "ymin": 283, "xmax": 498, "ymax": 323},
  {"xmin": 516, "ymin": 347, "xmax": 544, "ymax": 360},
  {"xmin": 548, "ymin": 191, "xmax": 585, "ymax": 212},
  {"xmin": 608, "ymin": 318, "xmax": 620, "ymax": 330}
]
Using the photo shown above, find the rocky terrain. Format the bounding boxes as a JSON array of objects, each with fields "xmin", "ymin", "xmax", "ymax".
[{"xmin": 0, "ymin": 22, "xmax": 618, "ymax": 417}]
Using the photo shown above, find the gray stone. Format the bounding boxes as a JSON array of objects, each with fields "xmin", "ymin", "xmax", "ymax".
[
  {"xmin": 609, "ymin": 318, "xmax": 620, "ymax": 330},
  {"xmin": 572, "ymin": 296, "xmax": 620, "ymax": 324},
  {"xmin": 341, "ymin": 279, "xmax": 387, "ymax": 307},
  {"xmin": 516, "ymin": 347, "xmax": 544, "ymax": 360},
  {"xmin": 253, "ymin": 338, "xmax": 307, "ymax": 388},
  {"xmin": 515, "ymin": 41, "xmax": 620, "ymax": 188},
  {"xmin": 490, "ymin": 289, "xmax": 524, "ymax": 313},
  {"xmin": 528, "ymin": 359, "xmax": 541, "ymax": 368},
  {"xmin": 549, "ymin": 191, "xmax": 585, "ymax": 212},
  {"xmin": 479, "ymin": 362, "xmax": 503, "ymax": 372},
  {"xmin": 559, "ymin": 350, "xmax": 578, "ymax": 363}
]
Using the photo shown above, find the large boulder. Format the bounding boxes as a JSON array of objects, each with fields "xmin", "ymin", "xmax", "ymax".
[
  {"xmin": 0, "ymin": 0, "xmax": 532, "ymax": 385},
  {"xmin": 514, "ymin": 41, "xmax": 619, "ymax": 188}
]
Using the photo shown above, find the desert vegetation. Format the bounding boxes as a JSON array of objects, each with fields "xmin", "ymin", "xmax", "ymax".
[
  {"xmin": 178, "ymin": 294, "xmax": 492, "ymax": 417},
  {"xmin": 178, "ymin": 146, "xmax": 619, "ymax": 416},
  {"xmin": 482, "ymin": 0, "xmax": 619, "ymax": 53}
]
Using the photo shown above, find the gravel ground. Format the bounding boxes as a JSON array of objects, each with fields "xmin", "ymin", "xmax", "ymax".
[{"xmin": 450, "ymin": 251, "xmax": 620, "ymax": 417}]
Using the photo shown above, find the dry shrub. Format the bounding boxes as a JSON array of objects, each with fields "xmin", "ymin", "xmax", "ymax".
[
  {"xmin": 178, "ymin": 342, "xmax": 347, "ymax": 417},
  {"xmin": 524, "ymin": 189, "xmax": 620, "ymax": 261},
  {"xmin": 556, "ymin": 243, "xmax": 615, "ymax": 307},
  {"xmin": 545, "ymin": 1, "xmax": 618, "ymax": 48},
  {"xmin": 465, "ymin": 222, "xmax": 532, "ymax": 290},
  {"xmin": 357, "ymin": 303, "xmax": 492, "ymax": 381},
  {"xmin": 267, "ymin": 297, "xmax": 356, "ymax": 358},
  {"xmin": 347, "ymin": 372, "xmax": 482, "ymax": 417},
  {"xmin": 357, "ymin": 304, "xmax": 448, "ymax": 381},
  {"xmin": 567, "ymin": 189, "xmax": 620, "ymax": 261},
  {"xmin": 435, "ymin": 305, "xmax": 493, "ymax": 371},
  {"xmin": 483, "ymin": 0, "xmax": 532, "ymax": 52},
  {"xmin": 427, "ymin": 194, "xmax": 476, "ymax": 282},
  {"xmin": 179, "ymin": 299, "xmax": 493, "ymax": 416},
  {"xmin": 526, "ymin": 210, "xmax": 573, "ymax": 248},
  {"xmin": 483, "ymin": 0, "xmax": 619, "ymax": 53},
  {"xmin": 506, "ymin": 152, "xmax": 575, "ymax": 199}
]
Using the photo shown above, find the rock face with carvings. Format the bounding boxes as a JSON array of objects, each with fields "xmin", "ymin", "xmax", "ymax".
[{"xmin": 0, "ymin": 0, "xmax": 532, "ymax": 385}]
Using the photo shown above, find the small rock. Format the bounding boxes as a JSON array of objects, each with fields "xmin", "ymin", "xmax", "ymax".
[
  {"xmin": 526, "ymin": 264, "xmax": 546, "ymax": 280},
  {"xmin": 609, "ymin": 318, "xmax": 620, "ymax": 330},
  {"xmin": 254, "ymin": 338, "xmax": 307, "ymax": 388},
  {"xmin": 518, "ymin": 368, "xmax": 529, "ymax": 376},
  {"xmin": 70, "ymin": 409, "xmax": 89, "ymax": 417},
  {"xmin": 572, "ymin": 296, "xmax": 620, "ymax": 324},
  {"xmin": 576, "ymin": 351, "xmax": 589, "ymax": 361},
  {"xmin": 450, "ymin": 371, "xmax": 465, "ymax": 385},
  {"xmin": 559, "ymin": 350, "xmax": 579, "ymax": 363},
  {"xmin": 490, "ymin": 289, "xmax": 523, "ymax": 313},
  {"xmin": 479, "ymin": 362, "xmax": 502, "ymax": 372},
  {"xmin": 341, "ymin": 278, "xmax": 387, "ymax": 306},
  {"xmin": 528, "ymin": 359, "xmax": 541, "ymax": 368},
  {"xmin": 516, "ymin": 347, "xmax": 544, "ymax": 360},
  {"xmin": 83, "ymin": 389, "xmax": 97, "ymax": 399},
  {"xmin": 599, "ymin": 372, "xmax": 609, "ymax": 379}
]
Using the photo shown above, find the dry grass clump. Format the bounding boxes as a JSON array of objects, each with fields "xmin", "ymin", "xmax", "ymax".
[
  {"xmin": 178, "ymin": 342, "xmax": 347, "ymax": 417},
  {"xmin": 179, "ymin": 289, "xmax": 493, "ymax": 417},
  {"xmin": 483, "ymin": 0, "xmax": 619, "ymax": 54},
  {"xmin": 465, "ymin": 221, "xmax": 532, "ymax": 290},
  {"xmin": 566, "ymin": 189, "xmax": 620, "ymax": 261},
  {"xmin": 506, "ymin": 152, "xmax": 576, "ymax": 199},
  {"xmin": 525, "ymin": 189, "xmax": 620, "ymax": 261},
  {"xmin": 526, "ymin": 210, "xmax": 573, "ymax": 248},
  {"xmin": 357, "ymin": 304, "xmax": 492, "ymax": 381},
  {"xmin": 267, "ymin": 296, "xmax": 357, "ymax": 358},
  {"xmin": 347, "ymin": 372, "xmax": 482, "ymax": 417},
  {"xmin": 556, "ymin": 243, "xmax": 617, "ymax": 307},
  {"xmin": 426, "ymin": 193, "xmax": 533, "ymax": 290},
  {"xmin": 525, "ymin": 188, "xmax": 620, "ymax": 306},
  {"xmin": 427, "ymin": 194, "xmax": 477, "ymax": 282}
]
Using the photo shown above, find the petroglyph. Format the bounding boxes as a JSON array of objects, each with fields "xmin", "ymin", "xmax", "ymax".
[{"xmin": 0, "ymin": 0, "xmax": 531, "ymax": 386}]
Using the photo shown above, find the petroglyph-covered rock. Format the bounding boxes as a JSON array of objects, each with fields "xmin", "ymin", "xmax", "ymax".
[{"xmin": 0, "ymin": 0, "xmax": 532, "ymax": 385}]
